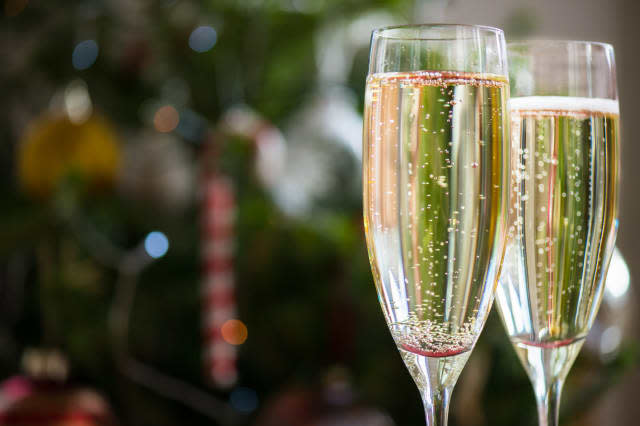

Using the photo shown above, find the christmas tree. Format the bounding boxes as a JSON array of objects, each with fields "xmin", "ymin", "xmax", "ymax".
[{"xmin": 0, "ymin": 1, "xmax": 635, "ymax": 425}]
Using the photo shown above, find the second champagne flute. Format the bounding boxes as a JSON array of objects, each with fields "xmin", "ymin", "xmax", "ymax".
[
  {"xmin": 363, "ymin": 24, "xmax": 510, "ymax": 425},
  {"xmin": 495, "ymin": 40, "xmax": 620, "ymax": 426}
]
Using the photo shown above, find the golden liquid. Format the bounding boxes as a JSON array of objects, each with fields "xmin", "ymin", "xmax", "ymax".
[
  {"xmin": 496, "ymin": 97, "xmax": 619, "ymax": 348},
  {"xmin": 363, "ymin": 71, "xmax": 509, "ymax": 361}
]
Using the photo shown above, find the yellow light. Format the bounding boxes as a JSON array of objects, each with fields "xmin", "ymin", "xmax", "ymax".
[
  {"xmin": 221, "ymin": 320, "xmax": 248, "ymax": 345},
  {"xmin": 17, "ymin": 114, "xmax": 121, "ymax": 198}
]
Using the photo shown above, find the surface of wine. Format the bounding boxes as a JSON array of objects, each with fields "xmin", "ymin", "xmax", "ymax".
[
  {"xmin": 363, "ymin": 71, "xmax": 509, "ymax": 363},
  {"xmin": 496, "ymin": 96, "xmax": 619, "ymax": 347}
]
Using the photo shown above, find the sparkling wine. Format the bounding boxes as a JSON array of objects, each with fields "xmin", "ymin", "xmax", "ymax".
[
  {"xmin": 363, "ymin": 71, "xmax": 509, "ymax": 381},
  {"xmin": 512, "ymin": 337, "xmax": 585, "ymax": 391},
  {"xmin": 496, "ymin": 96, "xmax": 619, "ymax": 378}
]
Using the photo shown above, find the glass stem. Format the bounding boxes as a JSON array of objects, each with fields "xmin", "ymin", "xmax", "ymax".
[
  {"xmin": 421, "ymin": 386, "xmax": 452, "ymax": 426},
  {"xmin": 534, "ymin": 378, "xmax": 564, "ymax": 426}
]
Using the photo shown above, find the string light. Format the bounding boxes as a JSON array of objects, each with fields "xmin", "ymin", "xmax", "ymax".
[
  {"xmin": 605, "ymin": 248, "xmax": 630, "ymax": 300},
  {"xmin": 144, "ymin": 231, "xmax": 169, "ymax": 259},
  {"xmin": 221, "ymin": 319, "xmax": 248, "ymax": 345},
  {"xmin": 153, "ymin": 105, "xmax": 179, "ymax": 133},
  {"xmin": 64, "ymin": 80, "xmax": 92, "ymax": 124},
  {"xmin": 189, "ymin": 26, "xmax": 217, "ymax": 53},
  {"xmin": 72, "ymin": 40, "xmax": 99, "ymax": 70}
]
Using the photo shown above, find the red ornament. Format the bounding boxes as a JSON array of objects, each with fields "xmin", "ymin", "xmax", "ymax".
[{"xmin": 0, "ymin": 377, "xmax": 117, "ymax": 426}]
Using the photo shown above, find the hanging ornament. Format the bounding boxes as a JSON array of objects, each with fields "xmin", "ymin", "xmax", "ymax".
[
  {"xmin": 274, "ymin": 86, "xmax": 362, "ymax": 217},
  {"xmin": 201, "ymin": 138, "xmax": 239, "ymax": 387},
  {"xmin": 220, "ymin": 106, "xmax": 287, "ymax": 190},
  {"xmin": 0, "ymin": 381, "xmax": 118, "ymax": 426},
  {"xmin": 118, "ymin": 131, "xmax": 195, "ymax": 214},
  {"xmin": 199, "ymin": 107, "xmax": 284, "ymax": 388},
  {"xmin": 17, "ymin": 81, "xmax": 121, "ymax": 199},
  {"xmin": 0, "ymin": 349, "xmax": 118, "ymax": 425}
]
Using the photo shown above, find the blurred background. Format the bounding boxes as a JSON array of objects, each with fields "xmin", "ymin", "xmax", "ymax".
[{"xmin": 1, "ymin": 0, "xmax": 638, "ymax": 425}]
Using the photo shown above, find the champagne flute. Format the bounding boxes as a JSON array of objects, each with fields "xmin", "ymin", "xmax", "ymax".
[
  {"xmin": 363, "ymin": 24, "xmax": 510, "ymax": 425},
  {"xmin": 495, "ymin": 40, "xmax": 620, "ymax": 426}
]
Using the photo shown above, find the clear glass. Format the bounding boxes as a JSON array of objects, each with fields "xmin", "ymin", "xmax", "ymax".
[
  {"xmin": 363, "ymin": 24, "xmax": 509, "ymax": 426},
  {"xmin": 495, "ymin": 40, "xmax": 620, "ymax": 426}
]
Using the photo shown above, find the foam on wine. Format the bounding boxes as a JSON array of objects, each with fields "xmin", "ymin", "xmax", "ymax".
[{"xmin": 509, "ymin": 96, "xmax": 619, "ymax": 115}]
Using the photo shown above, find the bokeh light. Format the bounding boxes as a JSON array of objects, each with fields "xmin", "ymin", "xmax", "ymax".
[
  {"xmin": 64, "ymin": 80, "xmax": 93, "ymax": 124},
  {"xmin": 221, "ymin": 319, "xmax": 248, "ymax": 345},
  {"xmin": 229, "ymin": 387, "xmax": 258, "ymax": 413},
  {"xmin": 72, "ymin": 40, "xmax": 99, "ymax": 70},
  {"xmin": 188, "ymin": 26, "xmax": 217, "ymax": 53},
  {"xmin": 176, "ymin": 108, "xmax": 207, "ymax": 142},
  {"xmin": 605, "ymin": 247, "xmax": 630, "ymax": 300},
  {"xmin": 144, "ymin": 231, "xmax": 169, "ymax": 259},
  {"xmin": 600, "ymin": 326, "xmax": 622, "ymax": 356},
  {"xmin": 153, "ymin": 105, "xmax": 180, "ymax": 133}
]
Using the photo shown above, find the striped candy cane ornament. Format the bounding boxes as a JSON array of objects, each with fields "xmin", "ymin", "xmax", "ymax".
[
  {"xmin": 200, "ymin": 107, "xmax": 282, "ymax": 388},
  {"xmin": 201, "ymin": 174, "xmax": 238, "ymax": 388}
]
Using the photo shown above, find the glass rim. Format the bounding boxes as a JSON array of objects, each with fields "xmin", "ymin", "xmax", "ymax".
[
  {"xmin": 372, "ymin": 23, "xmax": 504, "ymax": 41},
  {"xmin": 507, "ymin": 39, "xmax": 614, "ymax": 50}
]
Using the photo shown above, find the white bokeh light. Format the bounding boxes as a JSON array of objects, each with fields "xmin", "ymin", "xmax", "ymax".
[{"xmin": 605, "ymin": 247, "xmax": 630, "ymax": 301}]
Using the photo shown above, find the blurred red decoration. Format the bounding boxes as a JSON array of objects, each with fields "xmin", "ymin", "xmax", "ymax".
[
  {"xmin": 199, "ymin": 107, "xmax": 282, "ymax": 388},
  {"xmin": 201, "ymin": 173, "xmax": 238, "ymax": 388},
  {"xmin": 0, "ymin": 378, "xmax": 117, "ymax": 426}
]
